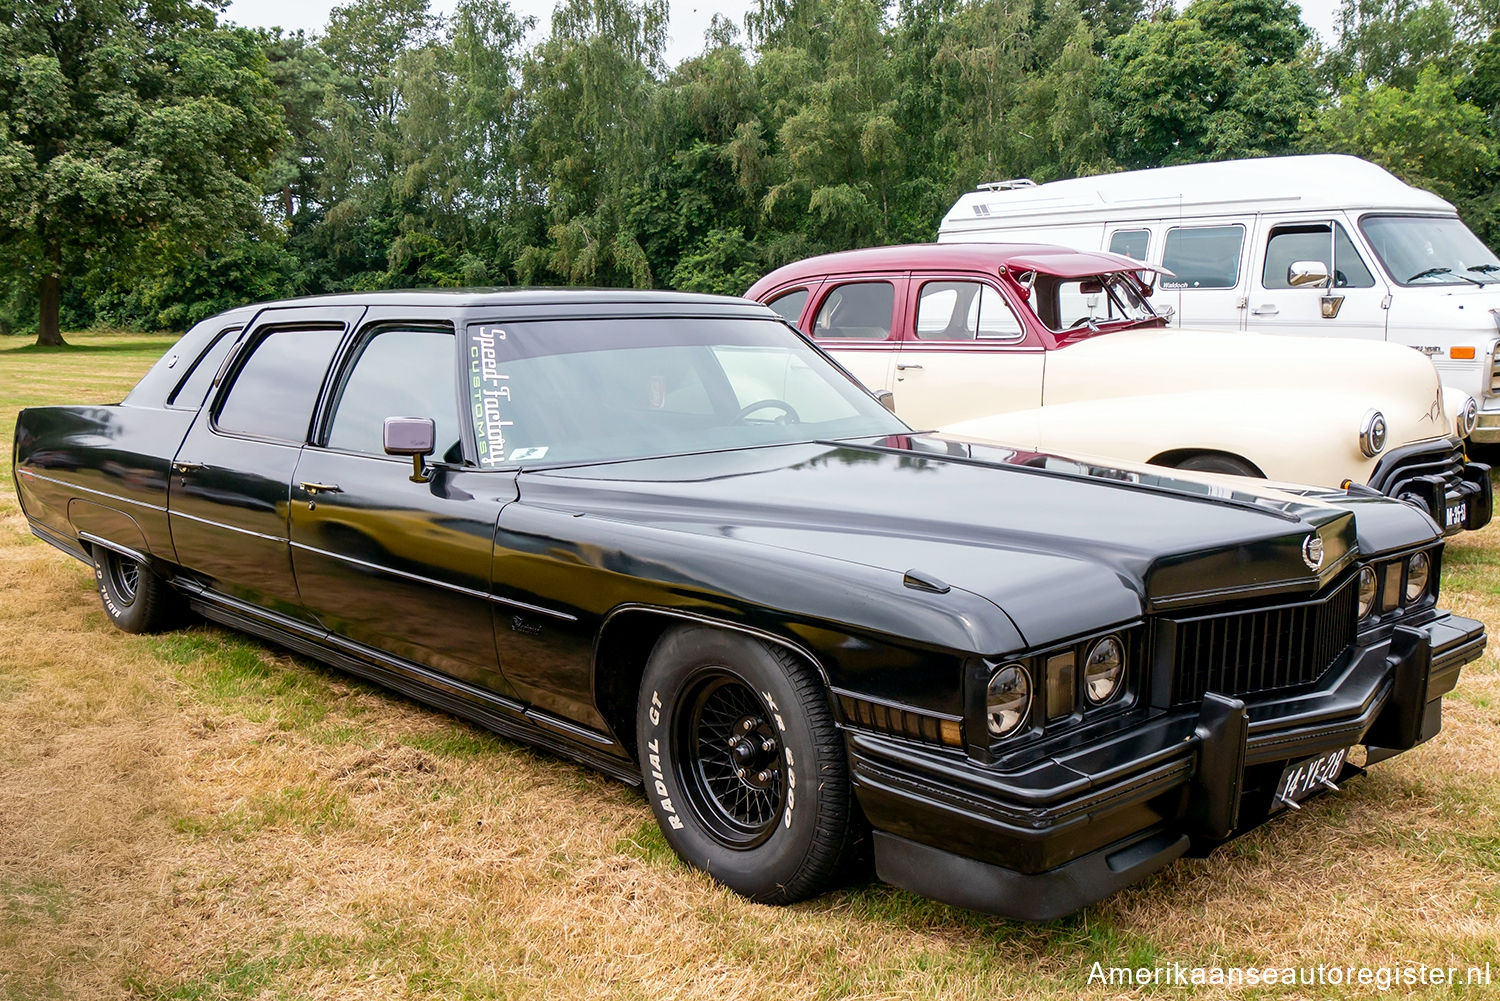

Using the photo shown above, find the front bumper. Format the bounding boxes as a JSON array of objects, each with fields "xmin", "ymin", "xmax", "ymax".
[
  {"xmin": 1366, "ymin": 438, "xmax": 1492, "ymax": 534},
  {"xmin": 855, "ymin": 612, "xmax": 1485, "ymax": 921}
]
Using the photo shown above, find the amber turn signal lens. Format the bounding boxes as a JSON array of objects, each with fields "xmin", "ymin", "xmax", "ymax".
[{"xmin": 1450, "ymin": 346, "xmax": 1476, "ymax": 359}]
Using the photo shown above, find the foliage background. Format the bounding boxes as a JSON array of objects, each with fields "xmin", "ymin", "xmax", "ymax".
[{"xmin": 3, "ymin": 0, "xmax": 1500, "ymax": 335}]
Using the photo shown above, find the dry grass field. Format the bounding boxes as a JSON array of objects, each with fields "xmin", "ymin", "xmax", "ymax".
[{"xmin": 1, "ymin": 332, "xmax": 1497, "ymax": 1000}]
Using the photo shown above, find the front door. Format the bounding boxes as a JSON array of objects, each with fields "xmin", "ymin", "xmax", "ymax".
[
  {"xmin": 288, "ymin": 320, "xmax": 517, "ymax": 696},
  {"xmin": 889, "ymin": 276, "xmax": 1045, "ymax": 433},
  {"xmin": 1244, "ymin": 219, "xmax": 1390, "ymax": 341},
  {"xmin": 168, "ymin": 307, "xmax": 361, "ymax": 620}
]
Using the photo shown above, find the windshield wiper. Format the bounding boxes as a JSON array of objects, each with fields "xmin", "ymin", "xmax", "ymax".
[
  {"xmin": 1467, "ymin": 264, "xmax": 1500, "ymax": 281},
  {"xmin": 1407, "ymin": 266, "xmax": 1485, "ymax": 286}
]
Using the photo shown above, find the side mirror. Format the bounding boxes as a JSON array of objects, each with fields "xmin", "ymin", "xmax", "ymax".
[
  {"xmin": 1287, "ymin": 260, "xmax": 1331, "ymax": 288},
  {"xmin": 875, "ymin": 390, "xmax": 896, "ymax": 413},
  {"xmin": 383, "ymin": 416, "xmax": 435, "ymax": 483},
  {"xmin": 1156, "ymin": 303, "xmax": 1176, "ymax": 323}
]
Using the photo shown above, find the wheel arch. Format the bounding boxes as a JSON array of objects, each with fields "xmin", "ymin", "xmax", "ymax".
[
  {"xmin": 1148, "ymin": 448, "xmax": 1265, "ymax": 477},
  {"xmin": 592, "ymin": 605, "xmax": 832, "ymax": 759}
]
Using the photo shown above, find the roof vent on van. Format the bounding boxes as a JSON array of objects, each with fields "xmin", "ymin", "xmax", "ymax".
[{"xmin": 977, "ymin": 178, "xmax": 1037, "ymax": 192}]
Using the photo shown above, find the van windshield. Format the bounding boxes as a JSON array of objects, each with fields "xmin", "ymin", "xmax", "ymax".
[{"xmin": 1361, "ymin": 215, "xmax": 1500, "ymax": 286}]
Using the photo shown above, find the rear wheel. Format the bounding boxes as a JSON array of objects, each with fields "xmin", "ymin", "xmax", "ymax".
[
  {"xmin": 1174, "ymin": 453, "xmax": 1261, "ymax": 477},
  {"xmin": 637, "ymin": 625, "xmax": 860, "ymax": 903},
  {"xmin": 94, "ymin": 548, "xmax": 179, "ymax": 633}
]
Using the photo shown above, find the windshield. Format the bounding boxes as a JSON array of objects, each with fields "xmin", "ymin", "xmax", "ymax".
[
  {"xmin": 1030, "ymin": 272, "xmax": 1158, "ymax": 335},
  {"xmin": 464, "ymin": 316, "xmax": 907, "ymax": 467},
  {"xmin": 1361, "ymin": 215, "xmax": 1500, "ymax": 286}
]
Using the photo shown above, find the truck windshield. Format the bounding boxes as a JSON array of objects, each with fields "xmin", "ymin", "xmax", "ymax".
[
  {"xmin": 1361, "ymin": 215, "xmax": 1500, "ymax": 286},
  {"xmin": 1033, "ymin": 272, "xmax": 1158, "ymax": 335}
]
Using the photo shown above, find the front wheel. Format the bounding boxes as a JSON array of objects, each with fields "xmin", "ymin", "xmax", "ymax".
[
  {"xmin": 1174, "ymin": 453, "xmax": 1261, "ymax": 477},
  {"xmin": 94, "ymin": 548, "xmax": 180, "ymax": 633},
  {"xmin": 636, "ymin": 625, "xmax": 860, "ymax": 903}
]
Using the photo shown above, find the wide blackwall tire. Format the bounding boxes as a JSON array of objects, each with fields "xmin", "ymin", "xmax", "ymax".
[
  {"xmin": 93, "ymin": 548, "xmax": 180, "ymax": 634},
  {"xmin": 637, "ymin": 625, "xmax": 861, "ymax": 904}
]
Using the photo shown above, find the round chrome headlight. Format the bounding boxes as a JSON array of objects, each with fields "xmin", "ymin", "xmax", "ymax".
[
  {"xmin": 1406, "ymin": 552, "xmax": 1430, "ymax": 602},
  {"xmin": 986, "ymin": 664, "xmax": 1031, "ymax": 738},
  {"xmin": 1357, "ymin": 565, "xmax": 1378, "ymax": 620},
  {"xmin": 1083, "ymin": 636, "xmax": 1126, "ymax": 705},
  {"xmin": 1359, "ymin": 410, "xmax": 1387, "ymax": 458},
  {"xmin": 1459, "ymin": 396, "xmax": 1479, "ymax": 438}
]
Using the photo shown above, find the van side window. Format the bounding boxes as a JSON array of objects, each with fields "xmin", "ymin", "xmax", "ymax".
[
  {"xmin": 1262, "ymin": 223, "xmax": 1375, "ymax": 289},
  {"xmin": 1160, "ymin": 225, "xmax": 1245, "ymax": 290},
  {"xmin": 215, "ymin": 329, "xmax": 343, "ymax": 442},
  {"xmin": 767, "ymin": 289, "xmax": 809, "ymax": 327},
  {"xmin": 1108, "ymin": 229, "xmax": 1150, "ymax": 262},
  {"xmin": 915, "ymin": 281, "xmax": 1024, "ymax": 342},
  {"xmin": 812, "ymin": 282, "xmax": 896, "ymax": 340}
]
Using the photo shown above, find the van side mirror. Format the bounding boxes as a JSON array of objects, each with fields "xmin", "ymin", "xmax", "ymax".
[
  {"xmin": 384, "ymin": 416, "xmax": 435, "ymax": 483},
  {"xmin": 1288, "ymin": 260, "xmax": 1331, "ymax": 288}
]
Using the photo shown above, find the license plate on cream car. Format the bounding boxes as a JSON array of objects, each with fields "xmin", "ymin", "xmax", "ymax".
[
  {"xmin": 1272, "ymin": 747, "xmax": 1348, "ymax": 812},
  {"xmin": 1447, "ymin": 501, "xmax": 1468, "ymax": 530}
]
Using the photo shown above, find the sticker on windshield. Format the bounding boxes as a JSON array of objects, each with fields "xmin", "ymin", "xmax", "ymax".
[
  {"xmin": 509, "ymin": 446, "xmax": 548, "ymax": 461},
  {"xmin": 468, "ymin": 326, "xmax": 513, "ymax": 467}
]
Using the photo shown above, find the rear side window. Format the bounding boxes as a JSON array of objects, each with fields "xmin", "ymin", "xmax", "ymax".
[
  {"xmin": 326, "ymin": 327, "xmax": 462, "ymax": 461},
  {"xmin": 1262, "ymin": 223, "xmax": 1375, "ymax": 289},
  {"xmin": 168, "ymin": 328, "xmax": 239, "ymax": 410},
  {"xmin": 215, "ymin": 328, "xmax": 343, "ymax": 442},
  {"xmin": 812, "ymin": 282, "xmax": 895, "ymax": 339},
  {"xmin": 1160, "ymin": 225, "xmax": 1245, "ymax": 289},
  {"xmin": 767, "ymin": 289, "xmax": 809, "ymax": 327},
  {"xmin": 1108, "ymin": 229, "xmax": 1150, "ymax": 261}
]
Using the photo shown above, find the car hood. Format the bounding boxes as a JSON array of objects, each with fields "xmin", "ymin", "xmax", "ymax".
[{"xmin": 516, "ymin": 437, "xmax": 1433, "ymax": 649}]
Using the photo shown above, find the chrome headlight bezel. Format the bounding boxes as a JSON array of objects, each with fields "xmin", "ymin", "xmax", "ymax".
[
  {"xmin": 1356, "ymin": 565, "xmax": 1378, "ymax": 621},
  {"xmin": 1359, "ymin": 409, "xmax": 1387, "ymax": 457},
  {"xmin": 1405, "ymin": 551, "xmax": 1431, "ymax": 602},
  {"xmin": 1082, "ymin": 635, "xmax": 1126, "ymax": 706},
  {"xmin": 1458, "ymin": 395, "xmax": 1479, "ymax": 438}
]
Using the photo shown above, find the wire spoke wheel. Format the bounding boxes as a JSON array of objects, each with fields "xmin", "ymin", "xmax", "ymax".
[
  {"xmin": 105, "ymin": 553, "xmax": 139, "ymax": 605},
  {"xmin": 673, "ymin": 670, "xmax": 786, "ymax": 849}
]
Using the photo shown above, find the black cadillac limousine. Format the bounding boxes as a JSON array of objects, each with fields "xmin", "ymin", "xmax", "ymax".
[{"xmin": 12, "ymin": 289, "xmax": 1486, "ymax": 919}]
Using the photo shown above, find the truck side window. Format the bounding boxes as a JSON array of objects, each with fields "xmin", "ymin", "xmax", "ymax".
[
  {"xmin": 168, "ymin": 327, "xmax": 240, "ymax": 410},
  {"xmin": 1108, "ymin": 229, "xmax": 1150, "ymax": 261},
  {"xmin": 812, "ymin": 282, "xmax": 895, "ymax": 340},
  {"xmin": 915, "ymin": 281, "xmax": 1024, "ymax": 342},
  {"xmin": 1262, "ymin": 223, "xmax": 1375, "ymax": 289},
  {"xmin": 767, "ymin": 289, "xmax": 809, "ymax": 327},
  {"xmin": 214, "ymin": 328, "xmax": 343, "ymax": 442},
  {"xmin": 1160, "ymin": 225, "xmax": 1245, "ymax": 290},
  {"xmin": 326, "ymin": 327, "xmax": 462, "ymax": 461}
]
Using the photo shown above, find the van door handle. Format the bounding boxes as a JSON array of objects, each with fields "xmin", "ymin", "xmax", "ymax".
[
  {"xmin": 1250, "ymin": 305, "xmax": 1280, "ymax": 316},
  {"xmin": 895, "ymin": 362, "xmax": 924, "ymax": 371},
  {"xmin": 299, "ymin": 482, "xmax": 343, "ymax": 495}
]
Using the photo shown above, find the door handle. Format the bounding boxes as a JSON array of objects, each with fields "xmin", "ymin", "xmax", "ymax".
[
  {"xmin": 1250, "ymin": 305, "xmax": 1280, "ymax": 316},
  {"xmin": 171, "ymin": 461, "xmax": 208, "ymax": 473},
  {"xmin": 895, "ymin": 362, "xmax": 924, "ymax": 371},
  {"xmin": 299, "ymin": 482, "xmax": 343, "ymax": 495}
]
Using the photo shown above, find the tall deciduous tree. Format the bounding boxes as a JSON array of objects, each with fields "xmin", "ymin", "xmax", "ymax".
[{"xmin": 0, "ymin": 0, "xmax": 282, "ymax": 345}]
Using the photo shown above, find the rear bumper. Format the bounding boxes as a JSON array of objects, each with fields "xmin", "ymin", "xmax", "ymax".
[
  {"xmin": 855, "ymin": 612, "xmax": 1485, "ymax": 921},
  {"xmin": 1366, "ymin": 438, "xmax": 1492, "ymax": 534}
]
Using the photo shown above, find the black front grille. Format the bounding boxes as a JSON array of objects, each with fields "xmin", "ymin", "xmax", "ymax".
[{"xmin": 1164, "ymin": 578, "xmax": 1357, "ymax": 706}]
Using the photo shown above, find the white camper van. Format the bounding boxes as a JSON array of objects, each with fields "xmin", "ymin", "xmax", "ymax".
[{"xmin": 938, "ymin": 155, "xmax": 1500, "ymax": 441}]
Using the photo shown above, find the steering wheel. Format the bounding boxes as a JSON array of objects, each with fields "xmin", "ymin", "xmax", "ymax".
[{"xmin": 736, "ymin": 398, "xmax": 801, "ymax": 424}]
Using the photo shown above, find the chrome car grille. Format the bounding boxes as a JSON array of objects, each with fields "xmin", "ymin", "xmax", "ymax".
[
  {"xmin": 1163, "ymin": 578, "xmax": 1357, "ymax": 706},
  {"xmin": 1369, "ymin": 440, "xmax": 1466, "ymax": 497}
]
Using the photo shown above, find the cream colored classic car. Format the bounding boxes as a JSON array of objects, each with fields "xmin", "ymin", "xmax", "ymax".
[{"xmin": 746, "ymin": 243, "xmax": 1493, "ymax": 534}]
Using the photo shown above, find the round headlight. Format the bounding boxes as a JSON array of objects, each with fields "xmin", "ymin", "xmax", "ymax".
[
  {"xmin": 1083, "ymin": 635, "xmax": 1126, "ymax": 705},
  {"xmin": 1459, "ymin": 396, "xmax": 1479, "ymax": 438},
  {"xmin": 1406, "ymin": 551, "xmax": 1430, "ymax": 602},
  {"xmin": 1359, "ymin": 410, "xmax": 1387, "ymax": 458},
  {"xmin": 986, "ymin": 664, "xmax": 1031, "ymax": 738},
  {"xmin": 1357, "ymin": 565, "xmax": 1378, "ymax": 620}
]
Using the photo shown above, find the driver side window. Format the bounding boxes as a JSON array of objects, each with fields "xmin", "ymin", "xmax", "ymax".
[{"xmin": 325, "ymin": 326, "xmax": 463, "ymax": 463}]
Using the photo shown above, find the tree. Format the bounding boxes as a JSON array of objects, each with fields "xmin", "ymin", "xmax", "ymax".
[{"xmin": 0, "ymin": 0, "xmax": 283, "ymax": 344}]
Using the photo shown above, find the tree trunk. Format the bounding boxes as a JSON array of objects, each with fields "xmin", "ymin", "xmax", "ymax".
[{"xmin": 35, "ymin": 243, "xmax": 67, "ymax": 347}]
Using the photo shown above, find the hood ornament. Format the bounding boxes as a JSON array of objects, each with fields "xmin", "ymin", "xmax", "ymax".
[{"xmin": 1302, "ymin": 534, "xmax": 1325, "ymax": 571}]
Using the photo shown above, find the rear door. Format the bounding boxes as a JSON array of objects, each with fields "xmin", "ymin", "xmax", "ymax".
[
  {"xmin": 168, "ymin": 307, "xmax": 361, "ymax": 620},
  {"xmin": 889, "ymin": 275, "xmax": 1044, "ymax": 431},
  {"xmin": 802, "ymin": 277, "xmax": 903, "ymax": 398},
  {"xmin": 287, "ymin": 312, "xmax": 516, "ymax": 695}
]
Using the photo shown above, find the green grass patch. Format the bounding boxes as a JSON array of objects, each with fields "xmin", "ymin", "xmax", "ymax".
[
  {"xmin": 150, "ymin": 628, "xmax": 343, "ymax": 732},
  {"xmin": 172, "ymin": 784, "xmax": 353, "ymax": 841},
  {"xmin": 0, "ymin": 878, "xmax": 72, "ymax": 930}
]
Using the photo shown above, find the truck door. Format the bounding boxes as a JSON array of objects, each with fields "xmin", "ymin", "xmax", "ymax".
[{"xmin": 1245, "ymin": 219, "xmax": 1389, "ymax": 341}]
